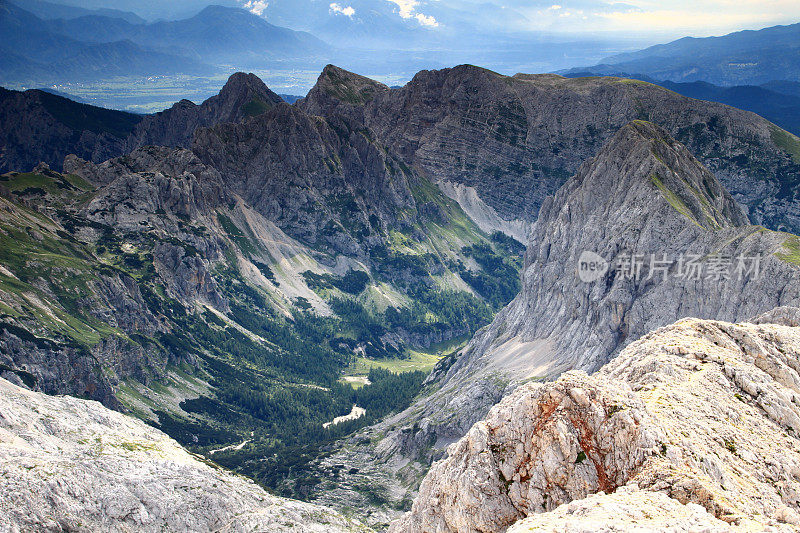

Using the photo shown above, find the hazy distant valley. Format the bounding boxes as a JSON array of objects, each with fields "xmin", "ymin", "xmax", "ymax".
[{"xmin": 0, "ymin": 0, "xmax": 640, "ymax": 111}]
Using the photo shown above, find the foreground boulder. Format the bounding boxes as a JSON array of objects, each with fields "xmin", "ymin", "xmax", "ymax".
[
  {"xmin": 505, "ymin": 486, "xmax": 731, "ymax": 533},
  {"xmin": 391, "ymin": 309, "xmax": 800, "ymax": 532},
  {"xmin": 0, "ymin": 377, "xmax": 365, "ymax": 532}
]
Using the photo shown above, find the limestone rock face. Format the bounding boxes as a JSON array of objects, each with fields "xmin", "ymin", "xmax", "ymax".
[
  {"xmin": 391, "ymin": 371, "xmax": 662, "ymax": 532},
  {"xmin": 191, "ymin": 100, "xmax": 420, "ymax": 258},
  {"xmin": 0, "ymin": 377, "xmax": 364, "ymax": 532},
  {"xmin": 70, "ymin": 146, "xmax": 229, "ymax": 308},
  {"xmin": 301, "ymin": 65, "xmax": 800, "ymax": 235},
  {"xmin": 367, "ymin": 120, "xmax": 800, "ymax": 469},
  {"xmin": 0, "ymin": 147, "xmax": 235, "ymax": 409},
  {"xmin": 392, "ymin": 312, "xmax": 800, "ymax": 532}
]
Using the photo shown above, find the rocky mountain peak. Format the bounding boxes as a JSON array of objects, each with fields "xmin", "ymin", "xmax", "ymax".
[
  {"xmin": 214, "ymin": 71, "xmax": 283, "ymax": 119},
  {"xmin": 567, "ymin": 119, "xmax": 749, "ymax": 230},
  {"xmin": 305, "ymin": 64, "xmax": 390, "ymax": 109},
  {"xmin": 412, "ymin": 64, "xmax": 503, "ymax": 84},
  {"xmin": 125, "ymin": 72, "xmax": 282, "ymax": 150}
]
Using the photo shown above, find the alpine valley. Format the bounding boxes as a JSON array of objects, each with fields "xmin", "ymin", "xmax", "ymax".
[{"xmin": 1, "ymin": 61, "xmax": 800, "ymax": 532}]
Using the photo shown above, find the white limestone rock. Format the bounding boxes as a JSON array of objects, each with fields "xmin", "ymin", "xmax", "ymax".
[
  {"xmin": 391, "ymin": 311, "xmax": 800, "ymax": 532},
  {"xmin": 0, "ymin": 377, "xmax": 365, "ymax": 532},
  {"xmin": 505, "ymin": 485, "xmax": 730, "ymax": 533}
]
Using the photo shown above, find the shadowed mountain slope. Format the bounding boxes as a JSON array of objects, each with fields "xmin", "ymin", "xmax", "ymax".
[{"xmin": 301, "ymin": 65, "xmax": 800, "ymax": 235}]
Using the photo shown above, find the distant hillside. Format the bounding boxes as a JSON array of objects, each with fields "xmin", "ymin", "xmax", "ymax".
[
  {"xmin": 0, "ymin": 72, "xmax": 285, "ymax": 172},
  {"xmin": 42, "ymin": 5, "xmax": 327, "ymax": 63},
  {"xmin": 565, "ymin": 22, "xmax": 800, "ymax": 86},
  {"xmin": 658, "ymin": 80, "xmax": 800, "ymax": 136},
  {"xmin": 0, "ymin": 87, "xmax": 143, "ymax": 173},
  {"xmin": 0, "ymin": 0, "xmax": 210, "ymax": 82},
  {"xmin": 279, "ymin": 94, "xmax": 303, "ymax": 104},
  {"xmin": 563, "ymin": 72, "xmax": 800, "ymax": 136},
  {"xmin": 0, "ymin": 1, "xmax": 327, "ymax": 84},
  {"xmin": 762, "ymin": 80, "xmax": 800, "ymax": 98},
  {"xmin": 36, "ymin": 88, "xmax": 88, "ymax": 103},
  {"xmin": 9, "ymin": 0, "xmax": 145, "ymax": 24}
]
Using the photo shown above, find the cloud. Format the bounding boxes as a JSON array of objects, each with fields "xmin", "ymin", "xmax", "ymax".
[
  {"xmin": 387, "ymin": 0, "xmax": 439, "ymax": 27},
  {"xmin": 415, "ymin": 12, "xmax": 439, "ymax": 27},
  {"xmin": 330, "ymin": 2, "xmax": 355, "ymax": 17},
  {"xmin": 390, "ymin": 0, "xmax": 418, "ymax": 18},
  {"xmin": 242, "ymin": 0, "xmax": 268, "ymax": 16}
]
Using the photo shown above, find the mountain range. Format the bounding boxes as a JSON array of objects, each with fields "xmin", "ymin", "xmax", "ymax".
[
  {"xmin": 1, "ymin": 62, "xmax": 800, "ymax": 530},
  {"xmin": 300, "ymin": 65, "xmax": 800, "ymax": 235},
  {"xmin": 0, "ymin": 67, "xmax": 530, "ymax": 510},
  {"xmin": 0, "ymin": 0, "xmax": 210, "ymax": 81},
  {"xmin": 15, "ymin": 0, "xmax": 145, "ymax": 24},
  {"xmin": 305, "ymin": 110, "xmax": 800, "ymax": 524},
  {"xmin": 6, "ymin": 0, "xmax": 800, "ymax": 123},
  {"xmin": 0, "ymin": 1, "xmax": 326, "ymax": 83},
  {"xmin": 567, "ymin": 22, "xmax": 800, "ymax": 86}
]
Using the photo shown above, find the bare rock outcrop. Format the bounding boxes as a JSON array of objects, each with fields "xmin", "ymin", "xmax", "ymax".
[
  {"xmin": 391, "ymin": 312, "xmax": 800, "ymax": 532},
  {"xmin": 391, "ymin": 371, "xmax": 662, "ymax": 532},
  {"xmin": 0, "ymin": 377, "xmax": 365, "ymax": 532},
  {"xmin": 505, "ymin": 486, "xmax": 731, "ymax": 533},
  {"xmin": 191, "ymin": 98, "xmax": 422, "ymax": 259},
  {"xmin": 70, "ymin": 146, "xmax": 230, "ymax": 308}
]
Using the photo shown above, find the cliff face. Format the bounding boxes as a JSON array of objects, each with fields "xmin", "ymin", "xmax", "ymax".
[
  {"xmin": 0, "ymin": 376, "xmax": 365, "ymax": 532},
  {"xmin": 308, "ymin": 121, "xmax": 800, "ymax": 520},
  {"xmin": 387, "ymin": 121, "xmax": 800, "ymax": 452},
  {"xmin": 191, "ymin": 101, "xmax": 418, "ymax": 258},
  {"xmin": 392, "ymin": 309, "xmax": 800, "ymax": 532},
  {"xmin": 68, "ymin": 147, "xmax": 231, "ymax": 309},
  {"xmin": 301, "ymin": 65, "xmax": 800, "ymax": 235}
]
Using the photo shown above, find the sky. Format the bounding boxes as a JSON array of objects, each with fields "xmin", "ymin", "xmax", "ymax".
[
  {"xmin": 56, "ymin": 0, "xmax": 800, "ymax": 39},
  {"xmin": 236, "ymin": 0, "xmax": 800, "ymax": 39},
  {"xmin": 502, "ymin": 0, "xmax": 800, "ymax": 36}
]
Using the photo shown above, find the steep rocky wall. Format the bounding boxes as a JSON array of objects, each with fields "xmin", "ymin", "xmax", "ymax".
[
  {"xmin": 392, "ymin": 310, "xmax": 800, "ymax": 532},
  {"xmin": 302, "ymin": 65, "xmax": 800, "ymax": 234}
]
